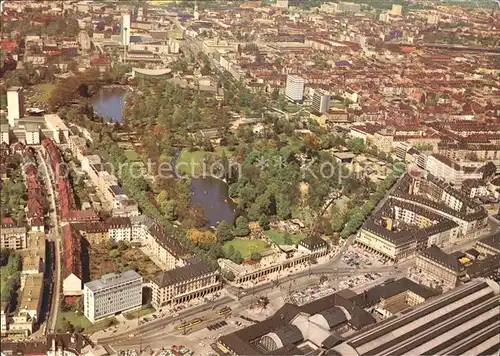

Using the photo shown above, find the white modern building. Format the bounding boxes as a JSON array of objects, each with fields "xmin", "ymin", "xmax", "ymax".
[
  {"xmin": 7, "ymin": 87, "xmax": 25, "ymax": 127},
  {"xmin": 425, "ymin": 154, "xmax": 483, "ymax": 187},
  {"xmin": 84, "ymin": 270, "xmax": 142, "ymax": 323},
  {"xmin": 121, "ymin": 13, "xmax": 131, "ymax": 46},
  {"xmin": 312, "ymin": 89, "xmax": 331, "ymax": 114},
  {"xmin": 44, "ymin": 114, "xmax": 69, "ymax": 143},
  {"xmin": 285, "ymin": 75, "xmax": 305, "ymax": 103}
]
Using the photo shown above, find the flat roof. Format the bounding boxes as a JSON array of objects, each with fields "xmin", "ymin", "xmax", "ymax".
[{"xmin": 85, "ymin": 270, "xmax": 141, "ymax": 293}]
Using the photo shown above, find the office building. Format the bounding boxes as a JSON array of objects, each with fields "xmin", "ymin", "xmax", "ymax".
[
  {"xmin": 121, "ymin": 13, "xmax": 131, "ymax": 46},
  {"xmin": 84, "ymin": 270, "xmax": 142, "ymax": 323},
  {"xmin": 312, "ymin": 90, "xmax": 331, "ymax": 114},
  {"xmin": 7, "ymin": 87, "xmax": 25, "ymax": 127},
  {"xmin": 285, "ymin": 75, "xmax": 305, "ymax": 103}
]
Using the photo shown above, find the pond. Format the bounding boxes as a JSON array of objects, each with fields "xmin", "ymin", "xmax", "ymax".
[
  {"xmin": 90, "ymin": 87, "xmax": 128, "ymax": 123},
  {"xmin": 190, "ymin": 176, "xmax": 238, "ymax": 227},
  {"xmin": 92, "ymin": 89, "xmax": 238, "ymax": 227}
]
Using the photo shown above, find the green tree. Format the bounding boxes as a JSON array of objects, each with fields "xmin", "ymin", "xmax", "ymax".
[
  {"xmin": 258, "ymin": 214, "xmax": 270, "ymax": 230},
  {"xmin": 215, "ymin": 221, "xmax": 234, "ymax": 243},
  {"xmin": 233, "ymin": 216, "xmax": 250, "ymax": 237},
  {"xmin": 347, "ymin": 138, "xmax": 366, "ymax": 154},
  {"xmin": 250, "ymin": 251, "xmax": 262, "ymax": 261}
]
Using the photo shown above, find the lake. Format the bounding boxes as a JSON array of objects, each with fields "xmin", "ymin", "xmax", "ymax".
[
  {"xmin": 190, "ymin": 176, "xmax": 238, "ymax": 227},
  {"xmin": 90, "ymin": 87, "xmax": 128, "ymax": 123},
  {"xmin": 92, "ymin": 89, "xmax": 238, "ymax": 226}
]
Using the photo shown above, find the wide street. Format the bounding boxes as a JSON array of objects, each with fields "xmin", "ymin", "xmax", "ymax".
[
  {"xmin": 96, "ymin": 216, "xmax": 499, "ymax": 349},
  {"xmin": 38, "ymin": 149, "xmax": 63, "ymax": 332}
]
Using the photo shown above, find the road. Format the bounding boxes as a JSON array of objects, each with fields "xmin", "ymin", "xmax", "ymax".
[
  {"xmin": 38, "ymin": 149, "xmax": 62, "ymax": 332},
  {"xmin": 97, "ymin": 220, "xmax": 496, "ymax": 347}
]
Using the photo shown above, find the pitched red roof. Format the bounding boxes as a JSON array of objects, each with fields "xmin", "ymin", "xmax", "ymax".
[{"xmin": 63, "ymin": 224, "xmax": 83, "ymax": 280}]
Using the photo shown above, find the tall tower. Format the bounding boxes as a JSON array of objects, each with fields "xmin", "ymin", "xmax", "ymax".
[
  {"xmin": 7, "ymin": 87, "xmax": 25, "ymax": 128},
  {"xmin": 194, "ymin": 0, "xmax": 199, "ymax": 20},
  {"xmin": 121, "ymin": 13, "xmax": 131, "ymax": 47}
]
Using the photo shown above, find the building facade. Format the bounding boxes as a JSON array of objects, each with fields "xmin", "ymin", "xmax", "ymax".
[
  {"xmin": 285, "ymin": 75, "xmax": 305, "ymax": 103},
  {"xmin": 0, "ymin": 224, "xmax": 27, "ymax": 250},
  {"xmin": 150, "ymin": 262, "xmax": 221, "ymax": 309},
  {"xmin": 84, "ymin": 270, "xmax": 142, "ymax": 323},
  {"xmin": 416, "ymin": 245, "xmax": 466, "ymax": 291},
  {"xmin": 7, "ymin": 87, "xmax": 25, "ymax": 127},
  {"xmin": 312, "ymin": 90, "xmax": 331, "ymax": 114}
]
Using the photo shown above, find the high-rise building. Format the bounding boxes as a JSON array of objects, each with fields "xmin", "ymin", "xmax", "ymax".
[
  {"xmin": 120, "ymin": 13, "xmax": 131, "ymax": 47},
  {"xmin": 285, "ymin": 75, "xmax": 305, "ymax": 103},
  {"xmin": 7, "ymin": 87, "xmax": 25, "ymax": 128},
  {"xmin": 84, "ymin": 270, "xmax": 142, "ymax": 323},
  {"xmin": 312, "ymin": 89, "xmax": 331, "ymax": 114},
  {"xmin": 391, "ymin": 4, "xmax": 402, "ymax": 16}
]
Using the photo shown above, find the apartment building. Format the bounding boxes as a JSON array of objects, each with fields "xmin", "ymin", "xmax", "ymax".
[
  {"xmin": 285, "ymin": 75, "xmax": 305, "ymax": 103},
  {"xmin": 355, "ymin": 174, "xmax": 487, "ymax": 262},
  {"xmin": 107, "ymin": 217, "xmax": 132, "ymax": 242},
  {"xmin": 18, "ymin": 273, "xmax": 44, "ymax": 322},
  {"xmin": 68, "ymin": 136, "xmax": 87, "ymax": 160},
  {"xmin": 416, "ymin": 245, "xmax": 466, "ymax": 291},
  {"xmin": 474, "ymin": 232, "xmax": 500, "ymax": 257},
  {"xmin": 0, "ymin": 224, "xmax": 28, "ymax": 250},
  {"xmin": 144, "ymin": 224, "xmax": 189, "ymax": 270},
  {"xmin": 312, "ymin": 89, "xmax": 330, "ymax": 114},
  {"xmin": 150, "ymin": 261, "xmax": 221, "ymax": 309},
  {"xmin": 425, "ymin": 154, "xmax": 483, "ymax": 187},
  {"xmin": 84, "ymin": 270, "xmax": 142, "ymax": 323}
]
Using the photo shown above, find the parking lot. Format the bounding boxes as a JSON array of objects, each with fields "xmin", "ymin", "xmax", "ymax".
[{"xmin": 340, "ymin": 246, "xmax": 389, "ymax": 268}]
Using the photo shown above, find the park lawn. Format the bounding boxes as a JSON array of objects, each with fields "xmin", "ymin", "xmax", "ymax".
[
  {"xmin": 57, "ymin": 311, "xmax": 118, "ymax": 334},
  {"xmin": 33, "ymin": 83, "xmax": 56, "ymax": 103},
  {"xmin": 124, "ymin": 306, "xmax": 155, "ymax": 320},
  {"xmin": 265, "ymin": 230, "xmax": 305, "ymax": 245},
  {"xmin": 224, "ymin": 239, "xmax": 271, "ymax": 259},
  {"xmin": 176, "ymin": 147, "xmax": 230, "ymax": 176}
]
